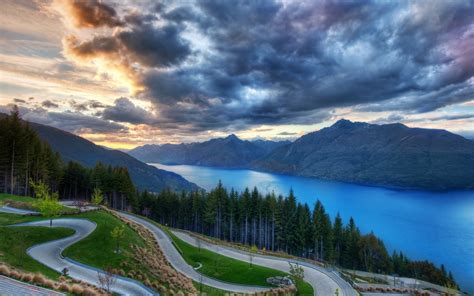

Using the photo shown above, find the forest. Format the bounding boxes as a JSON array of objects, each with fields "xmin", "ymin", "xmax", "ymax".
[
  {"xmin": 0, "ymin": 107, "xmax": 456, "ymax": 288},
  {"xmin": 0, "ymin": 106, "xmax": 136, "ymax": 209},
  {"xmin": 136, "ymin": 183, "xmax": 457, "ymax": 288}
]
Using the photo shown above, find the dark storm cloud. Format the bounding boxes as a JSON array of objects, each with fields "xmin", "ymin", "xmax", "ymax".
[
  {"xmin": 66, "ymin": 0, "xmax": 124, "ymax": 28},
  {"xmin": 102, "ymin": 97, "xmax": 153, "ymax": 124},
  {"xmin": 44, "ymin": 111, "xmax": 126, "ymax": 133},
  {"xmin": 64, "ymin": 0, "xmax": 474, "ymax": 132},
  {"xmin": 0, "ymin": 104, "xmax": 126, "ymax": 133},
  {"xmin": 117, "ymin": 24, "xmax": 191, "ymax": 67},
  {"xmin": 41, "ymin": 100, "xmax": 59, "ymax": 108},
  {"xmin": 371, "ymin": 113, "xmax": 474, "ymax": 125},
  {"xmin": 69, "ymin": 100, "xmax": 88, "ymax": 112},
  {"xmin": 278, "ymin": 132, "xmax": 298, "ymax": 136},
  {"xmin": 89, "ymin": 100, "xmax": 106, "ymax": 109}
]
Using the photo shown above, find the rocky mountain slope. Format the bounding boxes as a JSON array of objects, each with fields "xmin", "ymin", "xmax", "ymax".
[
  {"xmin": 252, "ymin": 119, "xmax": 474, "ymax": 190},
  {"xmin": 29, "ymin": 121, "xmax": 199, "ymax": 192}
]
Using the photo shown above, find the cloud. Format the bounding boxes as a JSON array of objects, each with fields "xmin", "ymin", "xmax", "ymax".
[
  {"xmin": 42, "ymin": 100, "xmax": 59, "ymax": 108},
  {"xmin": 455, "ymin": 130, "xmax": 474, "ymax": 140},
  {"xmin": 13, "ymin": 98, "xmax": 26, "ymax": 103},
  {"xmin": 0, "ymin": 103, "xmax": 126, "ymax": 134},
  {"xmin": 69, "ymin": 99, "xmax": 88, "ymax": 112},
  {"xmin": 371, "ymin": 114, "xmax": 405, "ymax": 124},
  {"xmin": 102, "ymin": 97, "xmax": 154, "ymax": 124},
  {"xmin": 278, "ymin": 131, "xmax": 298, "ymax": 136},
  {"xmin": 58, "ymin": 0, "xmax": 474, "ymax": 133},
  {"xmin": 89, "ymin": 100, "xmax": 106, "ymax": 109},
  {"xmin": 63, "ymin": 0, "xmax": 124, "ymax": 28}
]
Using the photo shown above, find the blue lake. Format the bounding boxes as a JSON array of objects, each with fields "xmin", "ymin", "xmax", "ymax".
[{"xmin": 152, "ymin": 163, "xmax": 474, "ymax": 293}]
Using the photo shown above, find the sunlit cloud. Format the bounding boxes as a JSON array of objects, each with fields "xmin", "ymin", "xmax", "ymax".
[{"xmin": 0, "ymin": 0, "xmax": 473, "ymax": 148}]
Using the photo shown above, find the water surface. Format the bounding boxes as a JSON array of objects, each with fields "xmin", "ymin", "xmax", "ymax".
[{"xmin": 153, "ymin": 163, "xmax": 474, "ymax": 293}]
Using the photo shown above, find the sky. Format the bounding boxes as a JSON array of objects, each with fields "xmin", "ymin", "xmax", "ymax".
[{"xmin": 0, "ymin": 0, "xmax": 473, "ymax": 149}]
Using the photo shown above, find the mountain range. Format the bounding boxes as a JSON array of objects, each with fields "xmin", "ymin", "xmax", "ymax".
[
  {"xmin": 130, "ymin": 120, "xmax": 474, "ymax": 190},
  {"xmin": 129, "ymin": 135, "xmax": 290, "ymax": 167},
  {"xmin": 25, "ymin": 120, "xmax": 199, "ymax": 193}
]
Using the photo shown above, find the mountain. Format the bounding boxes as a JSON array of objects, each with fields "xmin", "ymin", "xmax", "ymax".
[
  {"xmin": 251, "ymin": 139, "xmax": 292, "ymax": 154},
  {"xmin": 129, "ymin": 135, "xmax": 288, "ymax": 167},
  {"xmin": 252, "ymin": 119, "xmax": 474, "ymax": 190},
  {"xmin": 27, "ymin": 121, "xmax": 199, "ymax": 193}
]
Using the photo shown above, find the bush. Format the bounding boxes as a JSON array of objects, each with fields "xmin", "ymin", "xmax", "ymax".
[
  {"xmin": 71, "ymin": 284, "xmax": 84, "ymax": 294},
  {"xmin": 0, "ymin": 264, "xmax": 11, "ymax": 276}
]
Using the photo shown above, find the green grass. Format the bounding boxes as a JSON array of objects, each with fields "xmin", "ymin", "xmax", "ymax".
[
  {"xmin": 0, "ymin": 217, "xmax": 74, "ymax": 279},
  {"xmin": 0, "ymin": 194, "xmax": 37, "ymax": 203},
  {"xmin": 294, "ymin": 278, "xmax": 314, "ymax": 295},
  {"xmin": 63, "ymin": 210, "xmax": 146, "ymax": 274},
  {"xmin": 0, "ymin": 209, "xmax": 147, "ymax": 277},
  {"xmin": 162, "ymin": 225, "xmax": 284, "ymax": 287},
  {"xmin": 0, "ymin": 208, "xmax": 235, "ymax": 295},
  {"xmin": 193, "ymin": 281, "xmax": 231, "ymax": 296},
  {"xmin": 0, "ymin": 193, "xmax": 76, "ymax": 214},
  {"xmin": 134, "ymin": 214, "xmax": 314, "ymax": 294}
]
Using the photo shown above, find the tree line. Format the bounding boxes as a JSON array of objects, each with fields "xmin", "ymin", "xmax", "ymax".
[
  {"xmin": 0, "ymin": 107, "xmax": 457, "ymax": 288},
  {"xmin": 0, "ymin": 106, "xmax": 136, "ymax": 210},
  {"xmin": 136, "ymin": 182, "xmax": 457, "ymax": 288}
]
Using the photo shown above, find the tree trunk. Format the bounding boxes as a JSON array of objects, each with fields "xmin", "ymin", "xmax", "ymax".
[
  {"xmin": 25, "ymin": 150, "xmax": 29, "ymax": 196},
  {"xmin": 10, "ymin": 140, "xmax": 15, "ymax": 194}
]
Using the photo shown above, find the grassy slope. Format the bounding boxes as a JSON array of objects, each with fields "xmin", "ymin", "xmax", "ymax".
[
  {"xmin": 136, "ymin": 214, "xmax": 313, "ymax": 294},
  {"xmin": 0, "ymin": 201, "xmax": 233, "ymax": 295},
  {"xmin": 63, "ymin": 210, "xmax": 146, "ymax": 274},
  {"xmin": 1, "ymin": 196, "xmax": 311, "ymax": 295},
  {"xmin": 0, "ymin": 213, "xmax": 74, "ymax": 279},
  {"xmin": 0, "ymin": 193, "xmax": 76, "ymax": 213},
  {"xmin": 166, "ymin": 228, "xmax": 286, "ymax": 287},
  {"xmin": 0, "ymin": 194, "xmax": 36, "ymax": 203},
  {"xmin": 162, "ymin": 226, "xmax": 313, "ymax": 294}
]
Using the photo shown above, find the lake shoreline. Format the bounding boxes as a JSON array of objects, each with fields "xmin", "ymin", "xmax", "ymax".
[
  {"xmin": 151, "ymin": 163, "xmax": 474, "ymax": 294},
  {"xmin": 155, "ymin": 162, "xmax": 474, "ymax": 193}
]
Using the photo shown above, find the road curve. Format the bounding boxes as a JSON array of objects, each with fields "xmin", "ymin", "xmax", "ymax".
[
  {"xmin": 172, "ymin": 230, "xmax": 356, "ymax": 296},
  {"xmin": 118, "ymin": 212, "xmax": 269, "ymax": 294},
  {"xmin": 0, "ymin": 275, "xmax": 64, "ymax": 296},
  {"xmin": 13, "ymin": 218, "xmax": 156, "ymax": 296},
  {"xmin": 0, "ymin": 205, "xmax": 38, "ymax": 215}
]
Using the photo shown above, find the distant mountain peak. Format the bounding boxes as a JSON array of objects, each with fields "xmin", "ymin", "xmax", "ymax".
[
  {"xmin": 331, "ymin": 119, "xmax": 372, "ymax": 129},
  {"xmin": 226, "ymin": 134, "xmax": 239, "ymax": 140},
  {"xmin": 332, "ymin": 119, "xmax": 354, "ymax": 128}
]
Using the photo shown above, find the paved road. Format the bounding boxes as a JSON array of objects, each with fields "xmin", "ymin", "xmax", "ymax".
[
  {"xmin": 0, "ymin": 205, "xmax": 38, "ymax": 215},
  {"xmin": 0, "ymin": 275, "xmax": 64, "ymax": 296},
  {"xmin": 118, "ymin": 212, "xmax": 269, "ymax": 294},
  {"xmin": 347, "ymin": 270, "xmax": 459, "ymax": 295},
  {"xmin": 13, "ymin": 219, "xmax": 156, "ymax": 296},
  {"xmin": 172, "ymin": 230, "xmax": 357, "ymax": 296}
]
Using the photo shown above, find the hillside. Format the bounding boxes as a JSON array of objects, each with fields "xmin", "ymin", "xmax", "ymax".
[
  {"xmin": 27, "ymin": 121, "xmax": 199, "ymax": 192},
  {"xmin": 129, "ymin": 135, "xmax": 286, "ymax": 167},
  {"xmin": 252, "ymin": 119, "xmax": 474, "ymax": 190}
]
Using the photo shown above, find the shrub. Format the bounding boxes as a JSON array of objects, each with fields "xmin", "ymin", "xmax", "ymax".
[
  {"xmin": 0, "ymin": 265, "xmax": 11, "ymax": 276},
  {"xmin": 43, "ymin": 279, "xmax": 56, "ymax": 289},
  {"xmin": 33, "ymin": 273, "xmax": 46, "ymax": 285},
  {"xmin": 71, "ymin": 284, "xmax": 84, "ymax": 294},
  {"xmin": 9, "ymin": 270, "xmax": 20, "ymax": 280},
  {"xmin": 21, "ymin": 273, "xmax": 33, "ymax": 282},
  {"xmin": 58, "ymin": 283, "xmax": 71, "ymax": 292},
  {"xmin": 82, "ymin": 287, "xmax": 97, "ymax": 296}
]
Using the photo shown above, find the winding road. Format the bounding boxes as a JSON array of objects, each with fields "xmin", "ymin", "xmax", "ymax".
[
  {"xmin": 118, "ymin": 212, "xmax": 269, "ymax": 294},
  {"xmin": 172, "ymin": 230, "xmax": 357, "ymax": 296},
  {"xmin": 118, "ymin": 212, "xmax": 357, "ymax": 296},
  {"xmin": 0, "ymin": 275, "xmax": 64, "ymax": 296},
  {"xmin": 0, "ymin": 206, "xmax": 157, "ymax": 296},
  {"xmin": 1, "ymin": 205, "xmax": 356, "ymax": 295}
]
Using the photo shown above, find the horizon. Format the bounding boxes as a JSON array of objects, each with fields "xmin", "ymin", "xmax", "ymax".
[{"xmin": 0, "ymin": 1, "xmax": 473, "ymax": 150}]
